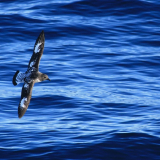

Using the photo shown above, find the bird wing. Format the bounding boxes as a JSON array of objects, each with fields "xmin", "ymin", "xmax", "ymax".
[
  {"xmin": 28, "ymin": 30, "xmax": 45, "ymax": 70},
  {"xmin": 18, "ymin": 81, "xmax": 35, "ymax": 118}
]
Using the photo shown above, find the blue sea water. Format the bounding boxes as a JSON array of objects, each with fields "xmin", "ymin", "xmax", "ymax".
[{"xmin": 0, "ymin": 0, "xmax": 160, "ymax": 159}]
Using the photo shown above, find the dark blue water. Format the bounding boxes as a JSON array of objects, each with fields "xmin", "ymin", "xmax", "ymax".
[{"xmin": 0, "ymin": 0, "xmax": 160, "ymax": 159}]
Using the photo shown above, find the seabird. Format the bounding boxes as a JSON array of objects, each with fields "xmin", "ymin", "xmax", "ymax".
[{"xmin": 12, "ymin": 31, "xmax": 50, "ymax": 118}]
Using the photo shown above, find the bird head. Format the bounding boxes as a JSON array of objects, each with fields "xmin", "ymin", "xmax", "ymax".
[{"xmin": 41, "ymin": 73, "xmax": 50, "ymax": 81}]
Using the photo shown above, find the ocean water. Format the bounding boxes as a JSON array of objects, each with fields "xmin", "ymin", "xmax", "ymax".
[{"xmin": 0, "ymin": 0, "xmax": 160, "ymax": 159}]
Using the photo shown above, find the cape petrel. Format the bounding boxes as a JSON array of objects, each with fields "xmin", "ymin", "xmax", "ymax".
[{"xmin": 12, "ymin": 31, "xmax": 50, "ymax": 118}]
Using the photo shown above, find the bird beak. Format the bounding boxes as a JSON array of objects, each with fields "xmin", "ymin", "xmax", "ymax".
[{"xmin": 48, "ymin": 78, "xmax": 51, "ymax": 81}]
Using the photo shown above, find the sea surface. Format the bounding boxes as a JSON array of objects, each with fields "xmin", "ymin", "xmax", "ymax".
[{"xmin": 0, "ymin": 0, "xmax": 160, "ymax": 159}]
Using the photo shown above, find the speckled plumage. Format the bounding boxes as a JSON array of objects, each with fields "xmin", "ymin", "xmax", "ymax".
[{"xmin": 12, "ymin": 31, "xmax": 50, "ymax": 118}]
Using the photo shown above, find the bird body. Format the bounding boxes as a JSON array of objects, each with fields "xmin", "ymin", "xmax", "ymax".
[{"xmin": 12, "ymin": 31, "xmax": 50, "ymax": 118}]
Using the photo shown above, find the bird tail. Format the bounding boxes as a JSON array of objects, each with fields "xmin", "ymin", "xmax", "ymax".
[{"xmin": 12, "ymin": 70, "xmax": 25, "ymax": 86}]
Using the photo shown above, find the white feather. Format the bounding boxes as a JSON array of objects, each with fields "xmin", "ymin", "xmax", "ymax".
[
  {"xmin": 30, "ymin": 61, "xmax": 35, "ymax": 67},
  {"xmin": 24, "ymin": 83, "xmax": 28, "ymax": 88},
  {"xmin": 34, "ymin": 42, "xmax": 42, "ymax": 53},
  {"xmin": 20, "ymin": 98, "xmax": 27, "ymax": 108}
]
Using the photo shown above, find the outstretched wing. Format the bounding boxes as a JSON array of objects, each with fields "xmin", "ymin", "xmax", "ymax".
[
  {"xmin": 18, "ymin": 81, "xmax": 35, "ymax": 118},
  {"xmin": 28, "ymin": 30, "xmax": 45, "ymax": 70}
]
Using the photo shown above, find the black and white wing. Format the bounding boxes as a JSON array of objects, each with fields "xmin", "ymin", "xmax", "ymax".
[
  {"xmin": 18, "ymin": 81, "xmax": 35, "ymax": 118},
  {"xmin": 12, "ymin": 70, "xmax": 25, "ymax": 86},
  {"xmin": 28, "ymin": 31, "xmax": 45, "ymax": 70}
]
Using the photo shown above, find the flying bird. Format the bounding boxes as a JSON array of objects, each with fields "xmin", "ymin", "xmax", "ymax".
[{"xmin": 12, "ymin": 31, "xmax": 50, "ymax": 118}]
